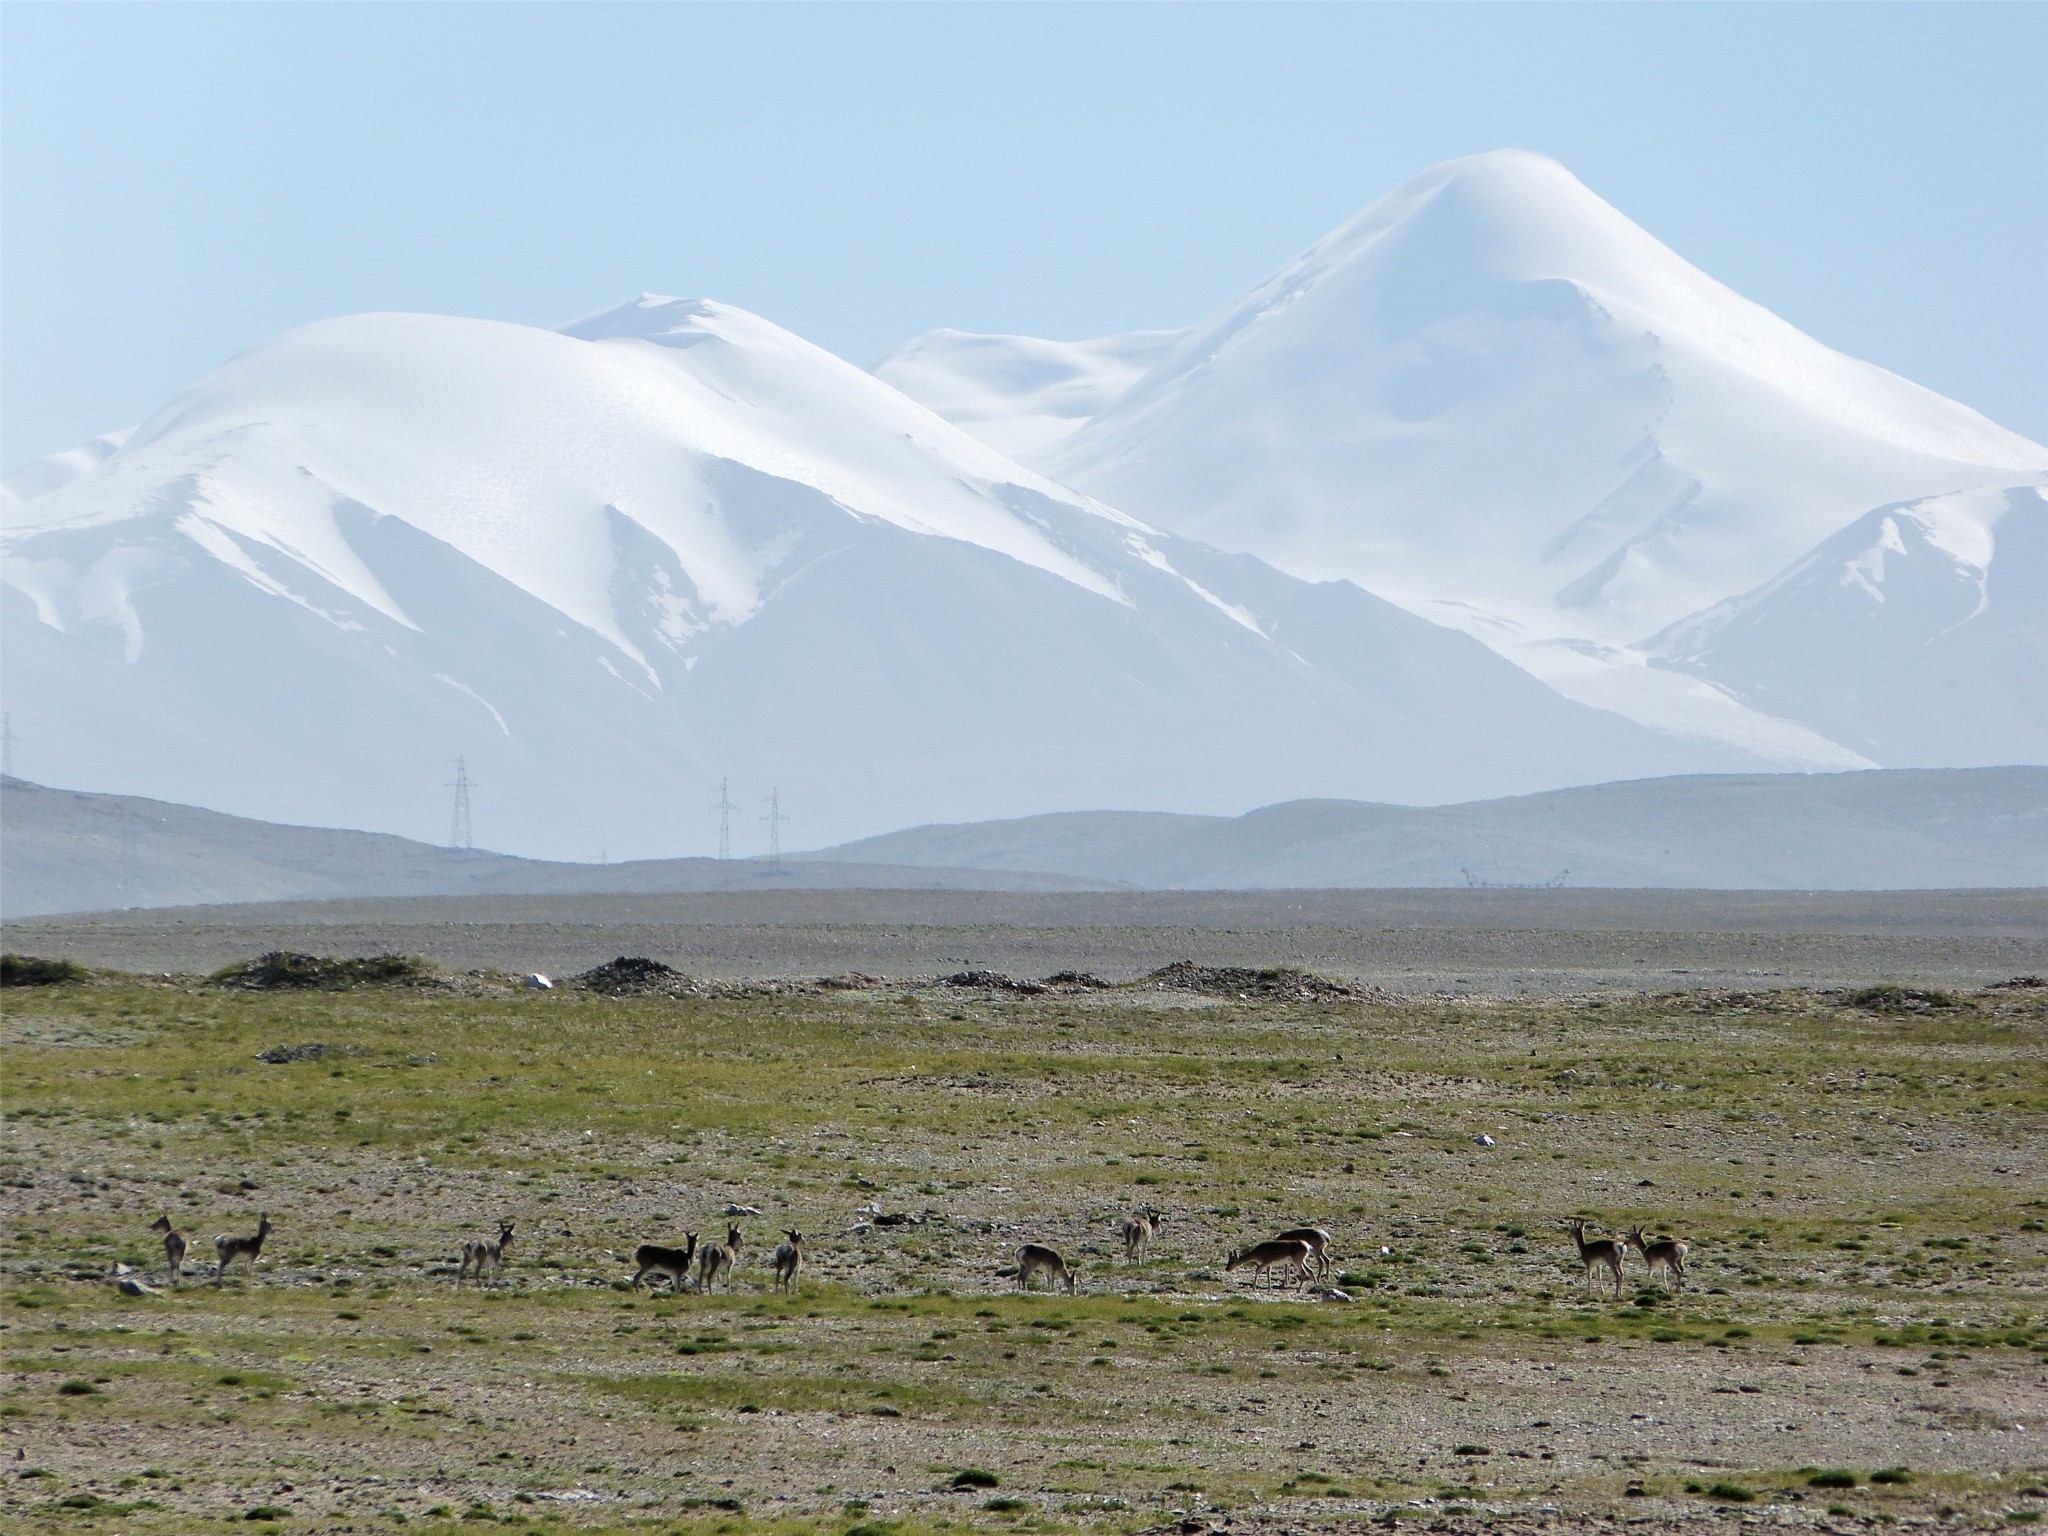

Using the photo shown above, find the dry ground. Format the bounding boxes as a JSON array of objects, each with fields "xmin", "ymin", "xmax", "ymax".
[
  {"xmin": 9, "ymin": 887, "xmax": 2047, "ymax": 993},
  {"xmin": 2, "ymin": 961, "xmax": 2044, "ymax": 1536}
]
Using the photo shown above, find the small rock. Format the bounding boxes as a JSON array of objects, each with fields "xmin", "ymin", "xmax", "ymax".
[
  {"xmin": 1320, "ymin": 1287, "xmax": 1353, "ymax": 1303},
  {"xmin": 116, "ymin": 1276, "xmax": 162, "ymax": 1297},
  {"xmin": 1472, "ymin": 1134, "xmax": 1496, "ymax": 1147},
  {"xmin": 524, "ymin": 973, "xmax": 554, "ymax": 990},
  {"xmin": 723, "ymin": 1203, "xmax": 762, "ymax": 1217}
]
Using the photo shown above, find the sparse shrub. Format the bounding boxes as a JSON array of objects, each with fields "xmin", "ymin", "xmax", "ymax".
[
  {"xmin": 1844, "ymin": 985, "xmax": 1961, "ymax": 1015},
  {"xmin": 57, "ymin": 1379, "xmax": 97, "ymax": 1396},
  {"xmin": 0, "ymin": 954, "xmax": 86, "ymax": 986},
  {"xmin": 210, "ymin": 951, "xmax": 437, "ymax": 990},
  {"xmin": 1809, "ymin": 1471, "xmax": 1859, "ymax": 1489},
  {"xmin": 951, "ymin": 1469, "xmax": 1000, "ymax": 1489},
  {"xmin": 1706, "ymin": 1482, "xmax": 1756, "ymax": 1502},
  {"xmin": 1871, "ymin": 1468, "xmax": 1914, "ymax": 1485}
]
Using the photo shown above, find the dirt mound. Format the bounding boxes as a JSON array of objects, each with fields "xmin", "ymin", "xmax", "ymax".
[
  {"xmin": 572, "ymin": 955, "xmax": 692, "ymax": 995},
  {"xmin": 941, "ymin": 969, "xmax": 1048, "ymax": 995},
  {"xmin": 1143, "ymin": 961, "xmax": 1368, "ymax": 1001},
  {"xmin": 0, "ymin": 953, "xmax": 88, "ymax": 987},
  {"xmin": 1042, "ymin": 970, "xmax": 1114, "ymax": 990},
  {"xmin": 818, "ymin": 972, "xmax": 891, "ymax": 991},
  {"xmin": 254, "ymin": 1043, "xmax": 363, "ymax": 1065},
  {"xmin": 1842, "ymin": 983, "xmax": 1967, "ymax": 1015},
  {"xmin": 210, "ymin": 951, "xmax": 439, "ymax": 990}
]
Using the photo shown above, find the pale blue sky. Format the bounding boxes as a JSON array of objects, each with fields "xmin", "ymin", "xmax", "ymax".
[{"xmin": 4, "ymin": 1, "xmax": 2044, "ymax": 470}]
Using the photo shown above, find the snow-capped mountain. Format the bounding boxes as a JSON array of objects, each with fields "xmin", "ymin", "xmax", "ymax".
[
  {"xmin": 882, "ymin": 150, "xmax": 2047, "ymax": 767},
  {"xmin": 2, "ymin": 295, "xmax": 1740, "ymax": 860},
  {"xmin": 1648, "ymin": 485, "xmax": 2047, "ymax": 767}
]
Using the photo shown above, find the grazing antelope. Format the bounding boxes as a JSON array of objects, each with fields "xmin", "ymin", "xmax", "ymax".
[
  {"xmin": 1625, "ymin": 1225, "xmax": 1689, "ymax": 1292},
  {"xmin": 1015, "ymin": 1243, "xmax": 1077, "ymax": 1294},
  {"xmin": 1564, "ymin": 1218, "xmax": 1625, "ymax": 1299},
  {"xmin": 772, "ymin": 1230, "xmax": 804, "ymax": 1293},
  {"xmin": 215, "ymin": 1213, "xmax": 273, "ymax": 1283},
  {"xmin": 1120, "ymin": 1209, "xmax": 1163, "ymax": 1261},
  {"xmin": 458, "ymin": 1220, "xmax": 515, "ymax": 1288},
  {"xmin": 150, "ymin": 1213, "xmax": 188, "ymax": 1285},
  {"xmin": 696, "ymin": 1224, "xmax": 742, "ymax": 1292},
  {"xmin": 1273, "ymin": 1225, "xmax": 1335, "ymax": 1280},
  {"xmin": 632, "ymin": 1233, "xmax": 698, "ymax": 1292},
  {"xmin": 1226, "ymin": 1237, "xmax": 1313, "ymax": 1289}
]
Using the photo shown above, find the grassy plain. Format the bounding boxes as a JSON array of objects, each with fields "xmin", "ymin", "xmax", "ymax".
[{"xmin": 2, "ymin": 967, "xmax": 2045, "ymax": 1535}]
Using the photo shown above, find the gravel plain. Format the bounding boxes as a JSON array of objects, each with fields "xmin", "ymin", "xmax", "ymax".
[{"xmin": 7, "ymin": 887, "xmax": 2046, "ymax": 993}]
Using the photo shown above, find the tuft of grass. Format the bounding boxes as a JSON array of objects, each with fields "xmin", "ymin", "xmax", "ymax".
[
  {"xmin": 950, "ymin": 1469, "xmax": 1000, "ymax": 1489},
  {"xmin": 1808, "ymin": 1470, "xmax": 1859, "ymax": 1489},
  {"xmin": 1705, "ymin": 1482, "xmax": 1756, "ymax": 1502},
  {"xmin": 1871, "ymin": 1468, "xmax": 1914, "ymax": 1486}
]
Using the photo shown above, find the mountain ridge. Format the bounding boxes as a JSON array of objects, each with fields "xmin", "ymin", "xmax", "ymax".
[
  {"xmin": 810, "ymin": 767, "xmax": 2048, "ymax": 891},
  {"xmin": 882, "ymin": 149, "xmax": 2047, "ymax": 768},
  {"xmin": 2, "ymin": 288, "xmax": 1740, "ymax": 861}
]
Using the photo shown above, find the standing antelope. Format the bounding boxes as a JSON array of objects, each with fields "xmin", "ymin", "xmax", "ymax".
[
  {"xmin": 458, "ymin": 1220, "xmax": 515, "ymax": 1288},
  {"xmin": 150, "ymin": 1213, "xmax": 188, "ymax": 1285},
  {"xmin": 632, "ymin": 1233, "xmax": 697, "ymax": 1292},
  {"xmin": 1120, "ymin": 1209, "xmax": 1163, "ymax": 1261},
  {"xmin": 1015, "ymin": 1243, "xmax": 1077, "ymax": 1294},
  {"xmin": 215, "ymin": 1213, "xmax": 273, "ymax": 1283},
  {"xmin": 696, "ymin": 1224, "xmax": 742, "ymax": 1292},
  {"xmin": 1564, "ymin": 1218, "xmax": 1625, "ymax": 1299},
  {"xmin": 772, "ymin": 1230, "xmax": 804, "ymax": 1293},
  {"xmin": 1273, "ymin": 1225, "xmax": 1335, "ymax": 1280},
  {"xmin": 1625, "ymin": 1225, "xmax": 1689, "ymax": 1291},
  {"xmin": 1226, "ymin": 1237, "xmax": 1313, "ymax": 1289}
]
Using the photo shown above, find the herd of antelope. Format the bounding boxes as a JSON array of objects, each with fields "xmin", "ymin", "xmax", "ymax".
[{"xmin": 144, "ymin": 1203, "xmax": 1689, "ymax": 1300}]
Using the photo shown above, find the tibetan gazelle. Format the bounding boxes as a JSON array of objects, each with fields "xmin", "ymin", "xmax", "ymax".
[
  {"xmin": 215, "ymin": 1213, "xmax": 273, "ymax": 1283},
  {"xmin": 1120, "ymin": 1209, "xmax": 1163, "ymax": 1261},
  {"xmin": 696, "ymin": 1224, "xmax": 742, "ymax": 1292},
  {"xmin": 1226, "ymin": 1237, "xmax": 1313, "ymax": 1289},
  {"xmin": 1564, "ymin": 1218, "xmax": 1625, "ymax": 1299},
  {"xmin": 1625, "ymin": 1225, "xmax": 1689, "ymax": 1291},
  {"xmin": 632, "ymin": 1233, "xmax": 697, "ymax": 1292},
  {"xmin": 772, "ymin": 1230, "xmax": 804, "ymax": 1293},
  {"xmin": 1273, "ymin": 1225, "xmax": 1334, "ymax": 1280},
  {"xmin": 150, "ymin": 1213, "xmax": 188, "ymax": 1285},
  {"xmin": 1015, "ymin": 1243, "xmax": 1077, "ymax": 1294},
  {"xmin": 459, "ymin": 1220, "xmax": 515, "ymax": 1288}
]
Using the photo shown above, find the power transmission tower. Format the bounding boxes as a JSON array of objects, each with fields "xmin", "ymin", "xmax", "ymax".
[
  {"xmin": 712, "ymin": 776, "xmax": 738, "ymax": 860},
  {"xmin": 447, "ymin": 756, "xmax": 475, "ymax": 850},
  {"xmin": 760, "ymin": 787, "xmax": 789, "ymax": 872},
  {"xmin": 0, "ymin": 712, "xmax": 13, "ymax": 779}
]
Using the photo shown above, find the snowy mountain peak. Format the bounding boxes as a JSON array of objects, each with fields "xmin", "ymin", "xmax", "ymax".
[{"xmin": 876, "ymin": 149, "xmax": 2045, "ymax": 770}]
